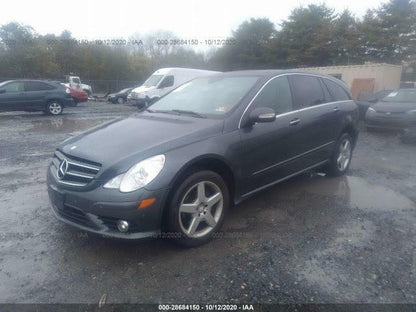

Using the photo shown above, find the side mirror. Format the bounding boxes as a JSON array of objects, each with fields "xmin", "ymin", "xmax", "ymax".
[
  {"xmin": 245, "ymin": 107, "xmax": 276, "ymax": 127},
  {"xmin": 0, "ymin": 89, "xmax": 5, "ymax": 94}
]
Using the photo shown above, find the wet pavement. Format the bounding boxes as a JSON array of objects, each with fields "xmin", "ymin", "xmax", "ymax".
[{"xmin": 0, "ymin": 102, "xmax": 415, "ymax": 304}]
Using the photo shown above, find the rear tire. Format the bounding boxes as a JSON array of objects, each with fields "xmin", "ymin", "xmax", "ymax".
[
  {"xmin": 166, "ymin": 170, "xmax": 229, "ymax": 247},
  {"xmin": 325, "ymin": 133, "xmax": 353, "ymax": 177},
  {"xmin": 117, "ymin": 97, "xmax": 125, "ymax": 104},
  {"xmin": 46, "ymin": 101, "xmax": 63, "ymax": 115}
]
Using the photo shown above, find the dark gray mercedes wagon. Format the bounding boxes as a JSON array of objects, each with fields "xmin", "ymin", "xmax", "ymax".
[{"xmin": 47, "ymin": 70, "xmax": 359, "ymax": 246}]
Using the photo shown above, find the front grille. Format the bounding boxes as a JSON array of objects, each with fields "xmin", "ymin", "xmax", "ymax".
[
  {"xmin": 51, "ymin": 150, "xmax": 101, "ymax": 187},
  {"xmin": 55, "ymin": 203, "xmax": 99, "ymax": 230}
]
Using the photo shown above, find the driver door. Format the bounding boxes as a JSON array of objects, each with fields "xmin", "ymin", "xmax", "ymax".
[
  {"xmin": 0, "ymin": 81, "xmax": 25, "ymax": 111},
  {"xmin": 238, "ymin": 75, "xmax": 306, "ymax": 196}
]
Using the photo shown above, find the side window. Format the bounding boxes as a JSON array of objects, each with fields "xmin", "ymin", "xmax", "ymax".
[
  {"xmin": 251, "ymin": 76, "xmax": 293, "ymax": 114},
  {"xmin": 289, "ymin": 75, "xmax": 326, "ymax": 108},
  {"xmin": 158, "ymin": 75, "xmax": 174, "ymax": 88},
  {"xmin": 25, "ymin": 81, "xmax": 54, "ymax": 91},
  {"xmin": 3, "ymin": 82, "xmax": 24, "ymax": 92},
  {"xmin": 322, "ymin": 79, "xmax": 350, "ymax": 101}
]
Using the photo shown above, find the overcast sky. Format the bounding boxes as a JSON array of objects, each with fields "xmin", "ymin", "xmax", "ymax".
[{"xmin": 1, "ymin": 0, "xmax": 387, "ymax": 40}]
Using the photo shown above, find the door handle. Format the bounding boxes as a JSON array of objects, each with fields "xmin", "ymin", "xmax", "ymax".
[
  {"xmin": 333, "ymin": 107, "xmax": 340, "ymax": 112},
  {"xmin": 289, "ymin": 118, "xmax": 300, "ymax": 126}
]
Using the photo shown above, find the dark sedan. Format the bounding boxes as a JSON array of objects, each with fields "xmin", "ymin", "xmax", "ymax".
[
  {"xmin": 365, "ymin": 89, "xmax": 416, "ymax": 130},
  {"xmin": 47, "ymin": 70, "xmax": 359, "ymax": 247},
  {"xmin": 0, "ymin": 79, "xmax": 75, "ymax": 115},
  {"xmin": 107, "ymin": 87, "xmax": 134, "ymax": 104}
]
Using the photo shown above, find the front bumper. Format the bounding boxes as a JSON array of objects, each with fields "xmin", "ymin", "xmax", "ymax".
[
  {"xmin": 365, "ymin": 112, "xmax": 413, "ymax": 130},
  {"xmin": 127, "ymin": 98, "xmax": 146, "ymax": 108},
  {"xmin": 47, "ymin": 165, "xmax": 168, "ymax": 239}
]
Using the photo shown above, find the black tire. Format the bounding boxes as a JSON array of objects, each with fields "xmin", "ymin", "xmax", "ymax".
[
  {"xmin": 46, "ymin": 100, "xmax": 63, "ymax": 115},
  {"xmin": 166, "ymin": 170, "xmax": 229, "ymax": 247},
  {"xmin": 325, "ymin": 133, "xmax": 353, "ymax": 177},
  {"xmin": 117, "ymin": 97, "xmax": 125, "ymax": 104}
]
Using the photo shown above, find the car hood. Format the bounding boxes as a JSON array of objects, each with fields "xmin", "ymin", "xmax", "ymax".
[
  {"xmin": 373, "ymin": 101, "xmax": 416, "ymax": 113},
  {"xmin": 132, "ymin": 85, "xmax": 155, "ymax": 93},
  {"xmin": 58, "ymin": 112, "xmax": 224, "ymax": 171}
]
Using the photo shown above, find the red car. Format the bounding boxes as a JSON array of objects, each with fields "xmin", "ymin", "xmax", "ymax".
[{"xmin": 69, "ymin": 87, "xmax": 88, "ymax": 104}]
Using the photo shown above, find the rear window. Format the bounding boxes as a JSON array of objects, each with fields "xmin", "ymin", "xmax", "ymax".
[
  {"xmin": 322, "ymin": 79, "xmax": 350, "ymax": 101},
  {"xmin": 25, "ymin": 81, "xmax": 55, "ymax": 91},
  {"xmin": 289, "ymin": 75, "xmax": 326, "ymax": 108}
]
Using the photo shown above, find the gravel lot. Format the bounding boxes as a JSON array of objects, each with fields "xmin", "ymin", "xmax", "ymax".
[{"xmin": 0, "ymin": 101, "xmax": 415, "ymax": 304}]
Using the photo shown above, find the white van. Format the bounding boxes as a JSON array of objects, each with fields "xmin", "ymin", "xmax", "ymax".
[{"xmin": 128, "ymin": 68, "xmax": 220, "ymax": 108}]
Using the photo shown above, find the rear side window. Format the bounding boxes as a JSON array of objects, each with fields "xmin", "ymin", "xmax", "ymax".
[
  {"xmin": 25, "ymin": 81, "xmax": 55, "ymax": 91},
  {"xmin": 289, "ymin": 75, "xmax": 326, "ymax": 108},
  {"xmin": 3, "ymin": 82, "xmax": 24, "ymax": 92},
  {"xmin": 322, "ymin": 79, "xmax": 350, "ymax": 101},
  {"xmin": 251, "ymin": 76, "xmax": 293, "ymax": 114}
]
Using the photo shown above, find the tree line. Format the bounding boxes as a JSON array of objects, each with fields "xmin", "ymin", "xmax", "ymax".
[{"xmin": 0, "ymin": 0, "xmax": 415, "ymax": 90}]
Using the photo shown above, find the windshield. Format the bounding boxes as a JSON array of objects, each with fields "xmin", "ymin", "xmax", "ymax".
[
  {"xmin": 119, "ymin": 88, "xmax": 131, "ymax": 93},
  {"xmin": 150, "ymin": 76, "xmax": 260, "ymax": 117},
  {"xmin": 72, "ymin": 78, "xmax": 81, "ymax": 84},
  {"xmin": 0, "ymin": 80, "xmax": 13, "ymax": 87},
  {"xmin": 382, "ymin": 89, "xmax": 416, "ymax": 103},
  {"xmin": 143, "ymin": 75, "xmax": 164, "ymax": 87}
]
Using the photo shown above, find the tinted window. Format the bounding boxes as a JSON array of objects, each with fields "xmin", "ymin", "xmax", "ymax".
[
  {"xmin": 159, "ymin": 75, "xmax": 174, "ymax": 88},
  {"xmin": 290, "ymin": 75, "xmax": 326, "ymax": 108},
  {"xmin": 323, "ymin": 79, "xmax": 350, "ymax": 101},
  {"xmin": 251, "ymin": 76, "xmax": 293, "ymax": 114},
  {"xmin": 3, "ymin": 82, "xmax": 24, "ymax": 92},
  {"xmin": 25, "ymin": 81, "xmax": 54, "ymax": 91}
]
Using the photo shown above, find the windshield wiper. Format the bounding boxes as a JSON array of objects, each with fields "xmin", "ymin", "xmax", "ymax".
[{"xmin": 170, "ymin": 109, "xmax": 206, "ymax": 118}]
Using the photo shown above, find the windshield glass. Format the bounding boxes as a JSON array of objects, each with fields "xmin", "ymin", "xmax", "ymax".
[
  {"xmin": 143, "ymin": 75, "xmax": 164, "ymax": 87},
  {"xmin": 150, "ymin": 76, "xmax": 260, "ymax": 117},
  {"xmin": 72, "ymin": 78, "xmax": 81, "ymax": 84},
  {"xmin": 0, "ymin": 80, "xmax": 13, "ymax": 87},
  {"xmin": 382, "ymin": 89, "xmax": 416, "ymax": 103}
]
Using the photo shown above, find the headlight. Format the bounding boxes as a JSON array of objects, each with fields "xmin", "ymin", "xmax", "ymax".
[
  {"xmin": 104, "ymin": 155, "xmax": 165, "ymax": 192},
  {"xmin": 368, "ymin": 107, "xmax": 376, "ymax": 113}
]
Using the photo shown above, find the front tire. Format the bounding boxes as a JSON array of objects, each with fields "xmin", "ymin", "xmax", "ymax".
[
  {"xmin": 46, "ymin": 101, "xmax": 63, "ymax": 115},
  {"xmin": 167, "ymin": 171, "xmax": 229, "ymax": 247},
  {"xmin": 326, "ymin": 133, "xmax": 353, "ymax": 177}
]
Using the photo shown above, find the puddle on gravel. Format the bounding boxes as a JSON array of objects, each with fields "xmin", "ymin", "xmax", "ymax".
[
  {"xmin": 25, "ymin": 118, "xmax": 115, "ymax": 133},
  {"xmin": 301, "ymin": 175, "xmax": 415, "ymax": 212}
]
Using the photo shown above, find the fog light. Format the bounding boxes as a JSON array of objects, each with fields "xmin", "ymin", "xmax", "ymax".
[{"xmin": 117, "ymin": 220, "xmax": 129, "ymax": 233}]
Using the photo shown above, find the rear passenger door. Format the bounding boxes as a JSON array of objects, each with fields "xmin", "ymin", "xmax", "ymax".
[
  {"xmin": 239, "ymin": 76, "xmax": 308, "ymax": 195},
  {"xmin": 23, "ymin": 81, "xmax": 54, "ymax": 109},
  {"xmin": 288, "ymin": 74, "xmax": 338, "ymax": 165}
]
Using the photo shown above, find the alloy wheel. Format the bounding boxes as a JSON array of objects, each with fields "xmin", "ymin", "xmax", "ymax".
[
  {"xmin": 178, "ymin": 181, "xmax": 223, "ymax": 238},
  {"xmin": 337, "ymin": 138, "xmax": 351, "ymax": 171},
  {"xmin": 49, "ymin": 102, "xmax": 62, "ymax": 115}
]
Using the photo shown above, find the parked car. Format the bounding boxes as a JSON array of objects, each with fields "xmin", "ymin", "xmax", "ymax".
[
  {"xmin": 356, "ymin": 89, "xmax": 392, "ymax": 119},
  {"xmin": 0, "ymin": 79, "xmax": 75, "ymax": 115},
  {"xmin": 365, "ymin": 89, "xmax": 416, "ymax": 130},
  {"xmin": 69, "ymin": 87, "xmax": 88, "ymax": 104},
  {"xmin": 47, "ymin": 70, "xmax": 359, "ymax": 246},
  {"xmin": 128, "ymin": 68, "xmax": 220, "ymax": 109},
  {"xmin": 107, "ymin": 87, "xmax": 133, "ymax": 104}
]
